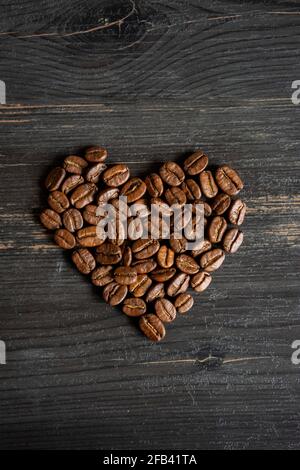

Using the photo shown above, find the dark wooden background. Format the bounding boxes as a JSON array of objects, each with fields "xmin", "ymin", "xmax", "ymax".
[{"xmin": 0, "ymin": 0, "xmax": 299, "ymax": 450}]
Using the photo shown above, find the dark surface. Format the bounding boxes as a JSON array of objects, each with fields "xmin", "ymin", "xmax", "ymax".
[{"xmin": 0, "ymin": 0, "xmax": 299, "ymax": 450}]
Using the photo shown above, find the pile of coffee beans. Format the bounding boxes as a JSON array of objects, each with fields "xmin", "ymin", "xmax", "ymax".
[{"xmin": 40, "ymin": 147, "xmax": 246, "ymax": 342}]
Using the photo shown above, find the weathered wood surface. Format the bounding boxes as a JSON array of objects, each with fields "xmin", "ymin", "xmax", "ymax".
[{"xmin": 0, "ymin": 0, "xmax": 299, "ymax": 450}]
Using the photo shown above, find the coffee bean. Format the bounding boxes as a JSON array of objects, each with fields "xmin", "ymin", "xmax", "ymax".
[
  {"xmin": 174, "ymin": 293, "xmax": 194, "ymax": 314},
  {"xmin": 72, "ymin": 248, "xmax": 96, "ymax": 274},
  {"xmin": 191, "ymin": 239, "xmax": 212, "ymax": 257},
  {"xmin": 191, "ymin": 271, "xmax": 212, "ymax": 292},
  {"xmin": 122, "ymin": 246, "xmax": 132, "ymax": 267},
  {"xmin": 228, "ymin": 199, "xmax": 246, "ymax": 225},
  {"xmin": 114, "ymin": 267, "xmax": 137, "ymax": 285},
  {"xmin": 77, "ymin": 226, "xmax": 105, "ymax": 247},
  {"xmin": 181, "ymin": 179, "xmax": 202, "ymax": 201},
  {"xmin": 62, "ymin": 208, "xmax": 83, "ymax": 232},
  {"xmin": 85, "ymin": 146, "xmax": 108, "ymax": 163},
  {"xmin": 155, "ymin": 298, "xmax": 176, "ymax": 323},
  {"xmin": 91, "ymin": 265, "xmax": 113, "ymax": 287},
  {"xmin": 132, "ymin": 258, "xmax": 157, "ymax": 274},
  {"xmin": 97, "ymin": 187, "xmax": 120, "ymax": 205},
  {"xmin": 63, "ymin": 155, "xmax": 88, "ymax": 175},
  {"xmin": 103, "ymin": 282, "xmax": 128, "ymax": 306},
  {"xmin": 95, "ymin": 242, "xmax": 122, "ymax": 264},
  {"xmin": 176, "ymin": 254, "xmax": 200, "ymax": 275},
  {"xmin": 45, "ymin": 167, "xmax": 66, "ymax": 191},
  {"xmin": 108, "ymin": 220, "xmax": 126, "ymax": 246},
  {"xmin": 170, "ymin": 234, "xmax": 188, "ymax": 253},
  {"xmin": 70, "ymin": 183, "xmax": 97, "ymax": 209},
  {"xmin": 150, "ymin": 198, "xmax": 173, "ymax": 216},
  {"xmin": 132, "ymin": 239, "xmax": 160, "ymax": 260},
  {"xmin": 145, "ymin": 283, "xmax": 165, "ymax": 302},
  {"xmin": 167, "ymin": 273, "xmax": 190, "ymax": 297},
  {"xmin": 122, "ymin": 298, "xmax": 146, "ymax": 317},
  {"xmin": 85, "ymin": 163, "xmax": 107, "ymax": 184},
  {"xmin": 208, "ymin": 216, "xmax": 227, "ymax": 244},
  {"xmin": 40, "ymin": 208, "xmax": 62, "ymax": 230},
  {"xmin": 215, "ymin": 165, "xmax": 244, "ymax": 196},
  {"xmin": 223, "ymin": 228, "xmax": 244, "ymax": 253},
  {"xmin": 82, "ymin": 205, "xmax": 104, "ymax": 226},
  {"xmin": 61, "ymin": 175, "xmax": 84, "ymax": 194},
  {"xmin": 129, "ymin": 274, "xmax": 152, "ymax": 297},
  {"xmin": 151, "ymin": 267, "xmax": 176, "ymax": 283},
  {"xmin": 54, "ymin": 229, "xmax": 76, "ymax": 249},
  {"xmin": 159, "ymin": 162, "xmax": 185, "ymax": 186},
  {"xmin": 48, "ymin": 191, "xmax": 69, "ymax": 213},
  {"xmin": 211, "ymin": 193, "xmax": 231, "ymax": 215},
  {"xmin": 139, "ymin": 314, "xmax": 166, "ymax": 342},
  {"xmin": 145, "ymin": 173, "xmax": 164, "ymax": 197},
  {"xmin": 200, "ymin": 249, "xmax": 225, "ymax": 272},
  {"xmin": 165, "ymin": 187, "xmax": 187, "ymax": 207},
  {"xmin": 157, "ymin": 245, "xmax": 174, "ymax": 268},
  {"xmin": 103, "ymin": 164, "xmax": 130, "ymax": 187},
  {"xmin": 183, "ymin": 151, "xmax": 209, "ymax": 175},
  {"xmin": 199, "ymin": 171, "xmax": 218, "ymax": 198},
  {"xmin": 129, "ymin": 198, "xmax": 150, "ymax": 218},
  {"xmin": 128, "ymin": 217, "xmax": 146, "ymax": 240},
  {"xmin": 194, "ymin": 200, "xmax": 212, "ymax": 217},
  {"xmin": 120, "ymin": 177, "xmax": 147, "ymax": 203}
]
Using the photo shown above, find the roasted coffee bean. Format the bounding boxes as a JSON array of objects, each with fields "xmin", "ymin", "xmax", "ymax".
[
  {"xmin": 145, "ymin": 283, "xmax": 165, "ymax": 303},
  {"xmin": 129, "ymin": 198, "xmax": 150, "ymax": 218},
  {"xmin": 77, "ymin": 226, "xmax": 105, "ymax": 247},
  {"xmin": 48, "ymin": 191, "xmax": 69, "ymax": 213},
  {"xmin": 223, "ymin": 228, "xmax": 244, "ymax": 253},
  {"xmin": 174, "ymin": 293, "xmax": 194, "ymax": 314},
  {"xmin": 40, "ymin": 208, "xmax": 62, "ymax": 230},
  {"xmin": 132, "ymin": 258, "xmax": 157, "ymax": 274},
  {"xmin": 54, "ymin": 229, "xmax": 76, "ymax": 249},
  {"xmin": 150, "ymin": 198, "xmax": 172, "ymax": 216},
  {"xmin": 132, "ymin": 239, "xmax": 160, "ymax": 260},
  {"xmin": 63, "ymin": 155, "xmax": 88, "ymax": 175},
  {"xmin": 159, "ymin": 161, "xmax": 185, "ymax": 186},
  {"xmin": 208, "ymin": 216, "xmax": 227, "ymax": 244},
  {"xmin": 145, "ymin": 173, "xmax": 164, "ymax": 197},
  {"xmin": 191, "ymin": 239, "xmax": 212, "ymax": 257},
  {"xmin": 211, "ymin": 193, "xmax": 231, "ymax": 215},
  {"xmin": 45, "ymin": 167, "xmax": 66, "ymax": 191},
  {"xmin": 120, "ymin": 177, "xmax": 147, "ymax": 203},
  {"xmin": 91, "ymin": 265, "xmax": 113, "ymax": 287},
  {"xmin": 82, "ymin": 205, "xmax": 103, "ymax": 225},
  {"xmin": 95, "ymin": 242, "xmax": 122, "ymax": 264},
  {"xmin": 103, "ymin": 282, "xmax": 128, "ymax": 306},
  {"xmin": 122, "ymin": 246, "xmax": 132, "ymax": 267},
  {"xmin": 62, "ymin": 208, "xmax": 83, "ymax": 232},
  {"xmin": 176, "ymin": 254, "xmax": 200, "ymax": 275},
  {"xmin": 151, "ymin": 267, "xmax": 176, "ymax": 283},
  {"xmin": 122, "ymin": 298, "xmax": 146, "ymax": 317},
  {"xmin": 181, "ymin": 179, "xmax": 201, "ymax": 201},
  {"xmin": 102, "ymin": 164, "xmax": 130, "ymax": 187},
  {"xmin": 183, "ymin": 151, "xmax": 208, "ymax": 175},
  {"xmin": 199, "ymin": 170, "xmax": 218, "ymax": 198},
  {"xmin": 200, "ymin": 249, "xmax": 225, "ymax": 272},
  {"xmin": 85, "ymin": 146, "xmax": 108, "ymax": 163},
  {"xmin": 167, "ymin": 273, "xmax": 190, "ymax": 297},
  {"xmin": 128, "ymin": 217, "xmax": 146, "ymax": 240},
  {"xmin": 61, "ymin": 175, "xmax": 84, "ymax": 194},
  {"xmin": 165, "ymin": 187, "xmax": 187, "ymax": 207},
  {"xmin": 139, "ymin": 314, "xmax": 165, "ymax": 342},
  {"xmin": 170, "ymin": 234, "xmax": 188, "ymax": 253},
  {"xmin": 184, "ymin": 214, "xmax": 203, "ymax": 241},
  {"xmin": 72, "ymin": 248, "xmax": 96, "ymax": 274},
  {"xmin": 70, "ymin": 183, "xmax": 97, "ymax": 209},
  {"xmin": 228, "ymin": 199, "xmax": 246, "ymax": 225},
  {"xmin": 129, "ymin": 274, "xmax": 152, "ymax": 297},
  {"xmin": 97, "ymin": 187, "xmax": 119, "ymax": 205},
  {"xmin": 108, "ymin": 220, "xmax": 126, "ymax": 246},
  {"xmin": 215, "ymin": 165, "xmax": 244, "ymax": 196},
  {"xmin": 85, "ymin": 163, "xmax": 107, "ymax": 183},
  {"xmin": 114, "ymin": 267, "xmax": 137, "ymax": 285},
  {"xmin": 194, "ymin": 200, "xmax": 212, "ymax": 217},
  {"xmin": 191, "ymin": 271, "xmax": 212, "ymax": 292},
  {"xmin": 155, "ymin": 298, "xmax": 176, "ymax": 323},
  {"xmin": 157, "ymin": 245, "xmax": 174, "ymax": 268}
]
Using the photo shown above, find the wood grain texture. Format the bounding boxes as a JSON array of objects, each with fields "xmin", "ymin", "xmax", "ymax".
[{"xmin": 0, "ymin": 0, "xmax": 300, "ymax": 450}]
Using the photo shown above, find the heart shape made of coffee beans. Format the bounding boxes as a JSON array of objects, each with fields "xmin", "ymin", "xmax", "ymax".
[{"xmin": 40, "ymin": 147, "xmax": 246, "ymax": 342}]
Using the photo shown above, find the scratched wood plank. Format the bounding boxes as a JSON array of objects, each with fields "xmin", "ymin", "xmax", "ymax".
[{"xmin": 0, "ymin": 0, "xmax": 300, "ymax": 450}]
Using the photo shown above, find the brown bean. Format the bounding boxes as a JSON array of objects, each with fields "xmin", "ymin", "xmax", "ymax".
[
  {"xmin": 145, "ymin": 173, "xmax": 164, "ymax": 197},
  {"xmin": 139, "ymin": 314, "xmax": 166, "ymax": 342},
  {"xmin": 129, "ymin": 274, "xmax": 152, "ymax": 297},
  {"xmin": 82, "ymin": 205, "xmax": 104, "ymax": 226},
  {"xmin": 155, "ymin": 298, "xmax": 176, "ymax": 323},
  {"xmin": 165, "ymin": 187, "xmax": 187, "ymax": 207},
  {"xmin": 145, "ymin": 283, "xmax": 165, "ymax": 303},
  {"xmin": 159, "ymin": 161, "xmax": 185, "ymax": 186},
  {"xmin": 208, "ymin": 216, "xmax": 227, "ymax": 244},
  {"xmin": 45, "ymin": 167, "xmax": 66, "ymax": 191},
  {"xmin": 91, "ymin": 266, "xmax": 114, "ymax": 287},
  {"xmin": 157, "ymin": 245, "xmax": 175, "ymax": 268},
  {"xmin": 85, "ymin": 163, "xmax": 107, "ymax": 183},
  {"xmin": 215, "ymin": 165, "xmax": 244, "ymax": 196},
  {"xmin": 77, "ymin": 226, "xmax": 105, "ymax": 247},
  {"xmin": 48, "ymin": 191, "xmax": 69, "ymax": 213},
  {"xmin": 181, "ymin": 179, "xmax": 202, "ymax": 201},
  {"xmin": 114, "ymin": 267, "xmax": 138, "ymax": 285},
  {"xmin": 95, "ymin": 242, "xmax": 122, "ymax": 264},
  {"xmin": 72, "ymin": 248, "xmax": 96, "ymax": 274},
  {"xmin": 211, "ymin": 193, "xmax": 231, "ymax": 215},
  {"xmin": 102, "ymin": 164, "xmax": 130, "ymax": 187},
  {"xmin": 200, "ymin": 249, "xmax": 225, "ymax": 272},
  {"xmin": 85, "ymin": 146, "xmax": 108, "ymax": 163},
  {"xmin": 228, "ymin": 199, "xmax": 247, "ymax": 225},
  {"xmin": 40, "ymin": 209, "xmax": 62, "ymax": 230},
  {"xmin": 151, "ymin": 267, "xmax": 176, "ymax": 283},
  {"xmin": 120, "ymin": 177, "xmax": 147, "ymax": 203},
  {"xmin": 183, "ymin": 151, "xmax": 208, "ymax": 175},
  {"xmin": 103, "ymin": 282, "xmax": 128, "ymax": 306},
  {"xmin": 167, "ymin": 273, "xmax": 190, "ymax": 297},
  {"xmin": 223, "ymin": 228, "xmax": 244, "ymax": 253},
  {"xmin": 61, "ymin": 175, "xmax": 84, "ymax": 194},
  {"xmin": 199, "ymin": 171, "xmax": 218, "ymax": 198},
  {"xmin": 190, "ymin": 271, "xmax": 212, "ymax": 292},
  {"xmin": 174, "ymin": 293, "xmax": 194, "ymax": 314},
  {"xmin": 70, "ymin": 183, "xmax": 97, "ymax": 209},
  {"xmin": 63, "ymin": 155, "xmax": 88, "ymax": 175},
  {"xmin": 132, "ymin": 239, "xmax": 160, "ymax": 260},
  {"xmin": 54, "ymin": 229, "xmax": 76, "ymax": 249},
  {"xmin": 132, "ymin": 258, "xmax": 157, "ymax": 274},
  {"xmin": 176, "ymin": 254, "xmax": 200, "ymax": 275},
  {"xmin": 62, "ymin": 208, "xmax": 83, "ymax": 232},
  {"xmin": 122, "ymin": 298, "xmax": 146, "ymax": 317}
]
